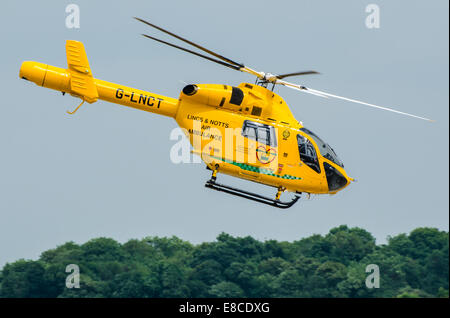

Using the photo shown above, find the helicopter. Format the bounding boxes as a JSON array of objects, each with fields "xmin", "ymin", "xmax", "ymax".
[{"xmin": 18, "ymin": 17, "xmax": 433, "ymax": 209}]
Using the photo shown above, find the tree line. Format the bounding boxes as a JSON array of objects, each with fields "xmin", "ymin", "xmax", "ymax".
[{"xmin": 0, "ymin": 225, "xmax": 448, "ymax": 298}]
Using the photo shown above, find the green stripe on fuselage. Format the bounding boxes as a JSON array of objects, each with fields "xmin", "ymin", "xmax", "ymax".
[{"xmin": 209, "ymin": 156, "xmax": 301, "ymax": 180}]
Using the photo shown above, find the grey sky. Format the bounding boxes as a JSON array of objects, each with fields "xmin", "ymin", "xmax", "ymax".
[{"xmin": 0, "ymin": 1, "xmax": 448, "ymax": 267}]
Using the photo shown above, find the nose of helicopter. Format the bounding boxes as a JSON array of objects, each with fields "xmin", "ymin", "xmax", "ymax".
[{"xmin": 323, "ymin": 162, "xmax": 353, "ymax": 193}]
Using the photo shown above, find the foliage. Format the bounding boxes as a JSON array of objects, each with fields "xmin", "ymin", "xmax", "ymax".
[{"xmin": 0, "ymin": 226, "xmax": 447, "ymax": 298}]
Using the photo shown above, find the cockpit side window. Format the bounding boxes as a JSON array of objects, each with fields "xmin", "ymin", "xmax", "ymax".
[
  {"xmin": 242, "ymin": 120, "xmax": 277, "ymax": 147},
  {"xmin": 297, "ymin": 134, "xmax": 321, "ymax": 173}
]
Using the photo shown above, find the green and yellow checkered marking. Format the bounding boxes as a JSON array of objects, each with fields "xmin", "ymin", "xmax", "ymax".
[{"xmin": 210, "ymin": 156, "xmax": 301, "ymax": 180}]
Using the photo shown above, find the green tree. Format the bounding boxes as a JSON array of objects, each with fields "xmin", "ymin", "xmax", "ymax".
[
  {"xmin": 396, "ymin": 286, "xmax": 431, "ymax": 298},
  {"xmin": 81, "ymin": 238, "xmax": 124, "ymax": 262},
  {"xmin": 190, "ymin": 259, "xmax": 224, "ymax": 288},
  {"xmin": 408, "ymin": 228, "xmax": 448, "ymax": 260},
  {"xmin": 316, "ymin": 261, "xmax": 347, "ymax": 292},
  {"xmin": 160, "ymin": 261, "xmax": 189, "ymax": 297},
  {"xmin": 111, "ymin": 269, "xmax": 160, "ymax": 297},
  {"xmin": 0, "ymin": 226, "xmax": 448, "ymax": 298},
  {"xmin": 272, "ymin": 269, "xmax": 306, "ymax": 297},
  {"xmin": 325, "ymin": 225, "xmax": 376, "ymax": 264},
  {"xmin": 336, "ymin": 262, "xmax": 373, "ymax": 297},
  {"xmin": 209, "ymin": 281, "xmax": 244, "ymax": 297},
  {"xmin": 0, "ymin": 260, "xmax": 51, "ymax": 297},
  {"xmin": 258, "ymin": 257, "xmax": 290, "ymax": 276},
  {"xmin": 224, "ymin": 261, "xmax": 257, "ymax": 295}
]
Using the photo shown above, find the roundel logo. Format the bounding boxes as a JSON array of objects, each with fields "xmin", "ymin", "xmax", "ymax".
[{"xmin": 256, "ymin": 146, "xmax": 277, "ymax": 164}]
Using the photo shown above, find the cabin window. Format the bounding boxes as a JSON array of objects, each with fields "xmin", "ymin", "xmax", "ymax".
[
  {"xmin": 297, "ymin": 134, "xmax": 321, "ymax": 173},
  {"xmin": 241, "ymin": 120, "xmax": 277, "ymax": 147}
]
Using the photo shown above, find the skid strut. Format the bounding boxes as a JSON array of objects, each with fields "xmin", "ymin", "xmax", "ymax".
[{"xmin": 205, "ymin": 169, "xmax": 300, "ymax": 209}]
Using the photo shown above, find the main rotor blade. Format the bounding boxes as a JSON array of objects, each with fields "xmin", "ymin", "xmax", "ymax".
[
  {"xmin": 277, "ymin": 80, "xmax": 434, "ymax": 122},
  {"xmin": 135, "ymin": 17, "xmax": 244, "ymax": 68},
  {"xmin": 141, "ymin": 34, "xmax": 240, "ymax": 71},
  {"xmin": 276, "ymin": 71, "xmax": 320, "ymax": 79}
]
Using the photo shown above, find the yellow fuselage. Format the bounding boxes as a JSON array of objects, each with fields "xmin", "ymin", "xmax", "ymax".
[{"xmin": 19, "ymin": 56, "xmax": 351, "ymax": 195}]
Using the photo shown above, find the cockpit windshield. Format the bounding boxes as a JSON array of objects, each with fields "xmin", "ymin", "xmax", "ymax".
[{"xmin": 300, "ymin": 128, "xmax": 344, "ymax": 168}]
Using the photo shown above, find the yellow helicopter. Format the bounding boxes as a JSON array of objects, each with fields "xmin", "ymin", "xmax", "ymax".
[{"xmin": 18, "ymin": 18, "xmax": 433, "ymax": 208}]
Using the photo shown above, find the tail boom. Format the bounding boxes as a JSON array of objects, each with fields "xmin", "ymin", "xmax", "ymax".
[{"xmin": 19, "ymin": 40, "xmax": 178, "ymax": 118}]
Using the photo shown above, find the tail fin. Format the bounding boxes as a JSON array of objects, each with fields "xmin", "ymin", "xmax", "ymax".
[{"xmin": 65, "ymin": 40, "xmax": 98, "ymax": 103}]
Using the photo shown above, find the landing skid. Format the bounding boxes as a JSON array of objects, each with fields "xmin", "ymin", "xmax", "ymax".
[{"xmin": 205, "ymin": 179, "xmax": 301, "ymax": 209}]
